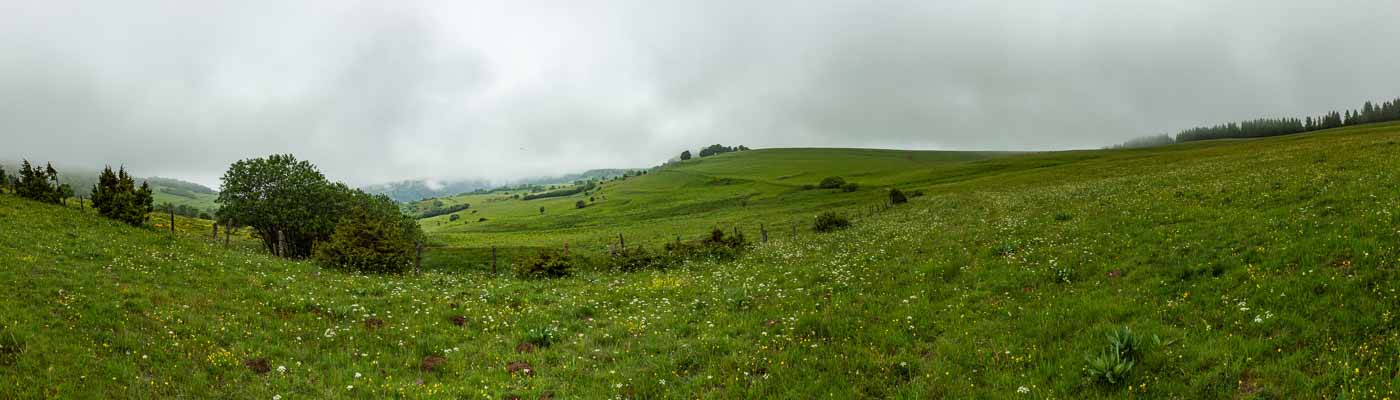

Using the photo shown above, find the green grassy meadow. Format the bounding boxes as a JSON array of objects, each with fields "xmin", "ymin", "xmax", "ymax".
[
  {"xmin": 419, "ymin": 148, "xmax": 1013, "ymax": 255},
  {"xmin": 150, "ymin": 189, "xmax": 219, "ymax": 214},
  {"xmin": 2, "ymin": 122, "xmax": 1400, "ymax": 398}
]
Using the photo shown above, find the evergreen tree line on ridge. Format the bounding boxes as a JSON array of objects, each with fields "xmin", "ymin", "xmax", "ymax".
[{"xmin": 1112, "ymin": 96, "xmax": 1400, "ymax": 149}]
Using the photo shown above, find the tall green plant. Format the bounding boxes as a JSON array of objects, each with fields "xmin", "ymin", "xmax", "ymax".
[
  {"xmin": 315, "ymin": 194, "xmax": 423, "ymax": 274},
  {"xmin": 90, "ymin": 166, "xmax": 154, "ymax": 226}
]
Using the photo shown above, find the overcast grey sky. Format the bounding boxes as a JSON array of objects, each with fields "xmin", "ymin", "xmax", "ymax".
[{"xmin": 2, "ymin": 1, "xmax": 1398, "ymax": 187}]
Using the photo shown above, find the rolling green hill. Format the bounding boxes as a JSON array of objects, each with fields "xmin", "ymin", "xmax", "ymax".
[
  {"xmin": 3, "ymin": 122, "xmax": 1400, "ymax": 398},
  {"xmin": 419, "ymin": 148, "xmax": 1015, "ymax": 250},
  {"xmin": 0, "ymin": 162, "xmax": 219, "ymax": 214},
  {"xmin": 146, "ymin": 177, "xmax": 220, "ymax": 214}
]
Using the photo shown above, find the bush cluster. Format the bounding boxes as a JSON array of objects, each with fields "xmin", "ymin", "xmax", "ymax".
[
  {"xmin": 606, "ymin": 247, "xmax": 667, "ymax": 272},
  {"xmin": 662, "ymin": 228, "xmax": 748, "ymax": 262},
  {"xmin": 889, "ymin": 188, "xmax": 908, "ymax": 204},
  {"xmin": 417, "ymin": 203, "xmax": 470, "ymax": 219},
  {"xmin": 813, "ymin": 211, "xmax": 850, "ymax": 232},
  {"xmin": 522, "ymin": 182, "xmax": 595, "ymax": 200},
  {"xmin": 514, "ymin": 251, "xmax": 574, "ymax": 279},
  {"xmin": 818, "ymin": 176, "xmax": 846, "ymax": 189}
]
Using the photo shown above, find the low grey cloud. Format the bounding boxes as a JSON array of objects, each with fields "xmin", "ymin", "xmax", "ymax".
[{"xmin": 2, "ymin": 0, "xmax": 1398, "ymax": 187}]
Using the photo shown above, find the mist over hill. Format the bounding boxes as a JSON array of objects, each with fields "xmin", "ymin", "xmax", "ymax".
[
  {"xmin": 0, "ymin": 161, "xmax": 214, "ymax": 198},
  {"xmin": 362, "ymin": 169, "xmax": 638, "ymax": 202}
]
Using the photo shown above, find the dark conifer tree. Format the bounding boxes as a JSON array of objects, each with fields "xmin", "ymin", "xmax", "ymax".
[{"xmin": 91, "ymin": 166, "xmax": 154, "ymax": 226}]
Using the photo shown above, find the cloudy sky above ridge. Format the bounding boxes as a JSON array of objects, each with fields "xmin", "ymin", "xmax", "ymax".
[{"xmin": 2, "ymin": 0, "xmax": 1398, "ymax": 187}]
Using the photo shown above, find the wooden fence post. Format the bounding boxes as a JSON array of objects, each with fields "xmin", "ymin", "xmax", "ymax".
[
  {"xmin": 491, "ymin": 245, "xmax": 498, "ymax": 275},
  {"xmin": 619, "ymin": 233, "xmax": 625, "ymax": 252},
  {"xmin": 564, "ymin": 241, "xmax": 569, "ymax": 257},
  {"xmin": 225, "ymin": 220, "xmax": 233, "ymax": 248},
  {"xmin": 415, "ymin": 242, "xmax": 423, "ymax": 275},
  {"xmin": 761, "ymin": 223, "xmax": 767, "ymax": 243},
  {"xmin": 212, "ymin": 223, "xmax": 219, "ymax": 240},
  {"xmin": 169, "ymin": 208, "xmax": 176, "ymax": 237}
]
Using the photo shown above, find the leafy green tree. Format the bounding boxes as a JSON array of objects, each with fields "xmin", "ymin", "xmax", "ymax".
[
  {"xmin": 575, "ymin": 200, "xmax": 587, "ymax": 209},
  {"xmin": 680, "ymin": 150, "xmax": 692, "ymax": 160},
  {"xmin": 217, "ymin": 154, "xmax": 343, "ymax": 258},
  {"xmin": 0, "ymin": 165, "xmax": 6, "ymax": 193}
]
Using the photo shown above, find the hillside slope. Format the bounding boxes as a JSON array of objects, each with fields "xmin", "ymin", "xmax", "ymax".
[
  {"xmin": 421, "ymin": 148, "xmax": 1012, "ymax": 250},
  {"xmin": 3, "ymin": 123, "xmax": 1400, "ymax": 398}
]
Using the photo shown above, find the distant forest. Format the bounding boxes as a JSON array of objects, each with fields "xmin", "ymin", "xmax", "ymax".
[{"xmin": 1112, "ymin": 96, "xmax": 1400, "ymax": 148}]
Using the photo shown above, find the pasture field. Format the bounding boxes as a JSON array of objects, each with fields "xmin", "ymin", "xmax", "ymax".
[
  {"xmin": 1, "ymin": 122, "xmax": 1399, "ymax": 398},
  {"xmin": 149, "ymin": 189, "xmax": 220, "ymax": 214},
  {"xmin": 419, "ymin": 148, "xmax": 1014, "ymax": 255}
]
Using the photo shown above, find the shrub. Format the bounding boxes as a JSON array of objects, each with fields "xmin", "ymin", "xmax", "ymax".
[
  {"xmin": 840, "ymin": 182, "xmax": 859, "ymax": 192},
  {"xmin": 818, "ymin": 176, "xmax": 846, "ymax": 189},
  {"xmin": 514, "ymin": 251, "xmax": 574, "ymax": 279},
  {"xmin": 314, "ymin": 197, "xmax": 422, "ymax": 274},
  {"xmin": 889, "ymin": 188, "xmax": 908, "ymax": 204},
  {"xmin": 608, "ymin": 246, "xmax": 666, "ymax": 272},
  {"xmin": 449, "ymin": 214, "xmax": 461, "ymax": 222},
  {"xmin": 801, "ymin": 184, "xmax": 816, "ymax": 190},
  {"xmin": 703, "ymin": 228, "xmax": 746, "ymax": 248},
  {"xmin": 813, "ymin": 211, "xmax": 850, "ymax": 232},
  {"xmin": 575, "ymin": 200, "xmax": 586, "ymax": 209},
  {"xmin": 663, "ymin": 229, "xmax": 748, "ymax": 261}
]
